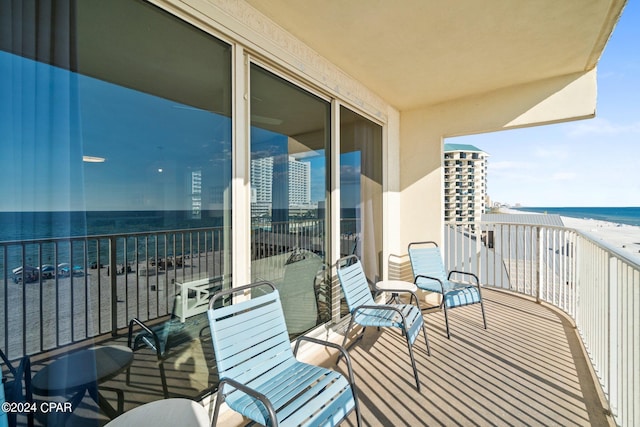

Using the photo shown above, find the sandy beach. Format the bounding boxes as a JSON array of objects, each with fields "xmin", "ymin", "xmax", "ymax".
[
  {"xmin": 0, "ymin": 250, "xmax": 226, "ymax": 358},
  {"xmin": 500, "ymin": 208, "xmax": 640, "ymax": 265},
  {"xmin": 561, "ymin": 216, "xmax": 640, "ymax": 263}
]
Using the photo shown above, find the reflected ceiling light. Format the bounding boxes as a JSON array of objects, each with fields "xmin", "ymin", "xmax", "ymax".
[{"xmin": 82, "ymin": 156, "xmax": 106, "ymax": 163}]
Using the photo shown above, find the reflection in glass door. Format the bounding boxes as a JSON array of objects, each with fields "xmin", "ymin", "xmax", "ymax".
[
  {"xmin": 1, "ymin": 0, "xmax": 232, "ymax": 408},
  {"xmin": 340, "ymin": 106, "xmax": 383, "ymax": 283},
  {"xmin": 250, "ymin": 64, "xmax": 330, "ymax": 335}
]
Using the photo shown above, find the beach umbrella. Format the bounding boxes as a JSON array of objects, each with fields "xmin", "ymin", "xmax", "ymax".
[
  {"xmin": 39, "ymin": 264, "xmax": 56, "ymax": 279},
  {"xmin": 11, "ymin": 265, "xmax": 39, "ymax": 283},
  {"xmin": 57, "ymin": 263, "xmax": 71, "ymax": 276},
  {"xmin": 72, "ymin": 265, "xmax": 84, "ymax": 276},
  {"xmin": 12, "ymin": 265, "xmax": 38, "ymax": 274}
]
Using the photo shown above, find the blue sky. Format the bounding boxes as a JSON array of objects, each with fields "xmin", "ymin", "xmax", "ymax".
[{"xmin": 450, "ymin": 2, "xmax": 640, "ymax": 207}]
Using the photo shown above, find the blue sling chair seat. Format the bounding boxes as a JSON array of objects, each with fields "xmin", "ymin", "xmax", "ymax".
[
  {"xmin": 207, "ymin": 282, "xmax": 361, "ymax": 427},
  {"xmin": 408, "ymin": 241, "xmax": 487, "ymax": 339},
  {"xmin": 335, "ymin": 255, "xmax": 430, "ymax": 391}
]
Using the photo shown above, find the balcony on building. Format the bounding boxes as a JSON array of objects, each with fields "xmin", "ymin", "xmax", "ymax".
[{"xmin": 1, "ymin": 1, "xmax": 634, "ymax": 426}]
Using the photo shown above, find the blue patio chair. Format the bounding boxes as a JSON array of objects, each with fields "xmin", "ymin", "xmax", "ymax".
[
  {"xmin": 279, "ymin": 251, "xmax": 324, "ymax": 334},
  {"xmin": 1, "ymin": 348, "xmax": 34, "ymax": 427},
  {"xmin": 126, "ymin": 276, "xmax": 224, "ymax": 398},
  {"xmin": 408, "ymin": 241, "xmax": 487, "ymax": 339},
  {"xmin": 335, "ymin": 255, "xmax": 430, "ymax": 391},
  {"xmin": 207, "ymin": 281, "xmax": 361, "ymax": 427}
]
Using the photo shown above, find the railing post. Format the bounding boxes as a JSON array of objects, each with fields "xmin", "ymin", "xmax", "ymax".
[
  {"xmin": 475, "ymin": 224, "xmax": 482, "ymax": 284},
  {"xmin": 608, "ymin": 255, "xmax": 618, "ymax": 421},
  {"xmin": 536, "ymin": 227, "xmax": 542, "ymax": 303},
  {"xmin": 109, "ymin": 236, "xmax": 118, "ymax": 337}
]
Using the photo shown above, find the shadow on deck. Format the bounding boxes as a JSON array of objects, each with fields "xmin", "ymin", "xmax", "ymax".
[{"xmin": 22, "ymin": 289, "xmax": 611, "ymax": 426}]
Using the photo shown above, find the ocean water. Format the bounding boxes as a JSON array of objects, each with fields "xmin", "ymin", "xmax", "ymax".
[
  {"xmin": 512, "ymin": 207, "xmax": 640, "ymax": 227},
  {"xmin": 0, "ymin": 211, "xmax": 228, "ymax": 276},
  {"xmin": 0, "ymin": 210, "xmax": 227, "ymax": 243}
]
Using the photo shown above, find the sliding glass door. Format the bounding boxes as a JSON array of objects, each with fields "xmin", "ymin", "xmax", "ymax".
[
  {"xmin": 340, "ymin": 106, "xmax": 383, "ymax": 283},
  {"xmin": 250, "ymin": 64, "xmax": 330, "ymax": 335},
  {"xmin": 1, "ymin": 0, "xmax": 232, "ymax": 406}
]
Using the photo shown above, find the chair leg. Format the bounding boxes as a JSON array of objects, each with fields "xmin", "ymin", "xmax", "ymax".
[
  {"xmin": 354, "ymin": 401, "xmax": 363, "ymax": 427},
  {"xmin": 421, "ymin": 321, "xmax": 431, "ymax": 356},
  {"xmin": 337, "ymin": 316, "xmax": 357, "ymax": 364},
  {"xmin": 404, "ymin": 333, "xmax": 421, "ymax": 391},
  {"xmin": 96, "ymin": 385, "xmax": 125, "ymax": 417},
  {"xmin": 158, "ymin": 360, "xmax": 169, "ymax": 398},
  {"xmin": 480, "ymin": 298, "xmax": 488, "ymax": 329},
  {"xmin": 25, "ymin": 358, "xmax": 34, "ymax": 427},
  {"xmin": 125, "ymin": 365, "xmax": 132, "ymax": 386},
  {"xmin": 211, "ymin": 387, "xmax": 226, "ymax": 426},
  {"xmin": 443, "ymin": 303, "xmax": 451, "ymax": 339},
  {"xmin": 409, "ymin": 291, "xmax": 419, "ymax": 307},
  {"xmin": 26, "ymin": 408, "xmax": 34, "ymax": 427},
  {"xmin": 126, "ymin": 355, "xmax": 168, "ymax": 398},
  {"xmin": 7, "ymin": 412, "xmax": 17, "ymax": 427}
]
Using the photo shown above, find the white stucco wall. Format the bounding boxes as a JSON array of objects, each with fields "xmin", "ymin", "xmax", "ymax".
[{"xmin": 396, "ymin": 70, "xmax": 597, "ymax": 251}]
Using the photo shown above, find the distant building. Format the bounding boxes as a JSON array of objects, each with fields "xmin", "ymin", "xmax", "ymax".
[
  {"xmin": 250, "ymin": 156, "xmax": 312, "ymax": 217},
  {"xmin": 443, "ymin": 143, "xmax": 488, "ymax": 226},
  {"xmin": 251, "ymin": 157, "xmax": 274, "ymax": 217},
  {"xmin": 191, "ymin": 170, "xmax": 202, "ymax": 218},
  {"xmin": 288, "ymin": 157, "xmax": 311, "ymax": 206}
]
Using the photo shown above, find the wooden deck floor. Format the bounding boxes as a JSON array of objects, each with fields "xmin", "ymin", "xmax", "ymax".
[{"xmin": 24, "ymin": 289, "xmax": 613, "ymax": 426}]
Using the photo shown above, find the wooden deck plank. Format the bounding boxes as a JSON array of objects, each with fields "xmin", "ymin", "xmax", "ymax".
[{"xmin": 23, "ymin": 289, "xmax": 612, "ymax": 426}]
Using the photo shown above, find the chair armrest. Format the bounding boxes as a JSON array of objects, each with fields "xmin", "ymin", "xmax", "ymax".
[
  {"xmin": 447, "ymin": 271, "xmax": 484, "ymax": 301},
  {"xmin": 414, "ymin": 274, "xmax": 446, "ymax": 293},
  {"xmin": 293, "ymin": 336, "xmax": 358, "ymax": 390},
  {"xmin": 217, "ymin": 377, "xmax": 278, "ymax": 426},
  {"xmin": 447, "ymin": 270, "xmax": 480, "ymax": 286},
  {"xmin": 128, "ymin": 318, "xmax": 163, "ymax": 359},
  {"xmin": 293, "ymin": 335, "xmax": 347, "ymax": 358}
]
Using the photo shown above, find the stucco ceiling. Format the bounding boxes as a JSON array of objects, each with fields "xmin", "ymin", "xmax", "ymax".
[{"xmin": 245, "ymin": 0, "xmax": 626, "ymax": 111}]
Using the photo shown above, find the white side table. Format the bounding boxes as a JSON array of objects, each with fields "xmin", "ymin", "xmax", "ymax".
[
  {"xmin": 374, "ymin": 280, "xmax": 419, "ymax": 305},
  {"xmin": 105, "ymin": 399, "xmax": 209, "ymax": 427}
]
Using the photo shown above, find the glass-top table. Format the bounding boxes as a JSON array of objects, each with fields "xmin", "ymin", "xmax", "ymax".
[{"xmin": 31, "ymin": 345, "xmax": 133, "ymax": 422}]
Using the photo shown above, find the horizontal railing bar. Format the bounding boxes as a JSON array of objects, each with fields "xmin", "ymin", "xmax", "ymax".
[{"xmin": 0, "ymin": 225, "xmax": 233, "ymax": 246}]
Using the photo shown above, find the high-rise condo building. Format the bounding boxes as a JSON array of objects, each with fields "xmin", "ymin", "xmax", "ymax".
[
  {"xmin": 250, "ymin": 156, "xmax": 312, "ymax": 217},
  {"xmin": 444, "ymin": 143, "xmax": 488, "ymax": 227},
  {"xmin": 288, "ymin": 157, "xmax": 311, "ymax": 206}
]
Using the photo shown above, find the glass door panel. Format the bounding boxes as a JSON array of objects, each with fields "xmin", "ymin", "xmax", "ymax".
[
  {"xmin": 250, "ymin": 64, "xmax": 330, "ymax": 335},
  {"xmin": 340, "ymin": 106, "xmax": 383, "ymax": 283},
  {"xmin": 1, "ymin": 0, "xmax": 232, "ymax": 405}
]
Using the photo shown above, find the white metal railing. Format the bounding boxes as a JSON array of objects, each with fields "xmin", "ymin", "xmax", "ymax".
[{"xmin": 444, "ymin": 222, "xmax": 639, "ymax": 427}]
